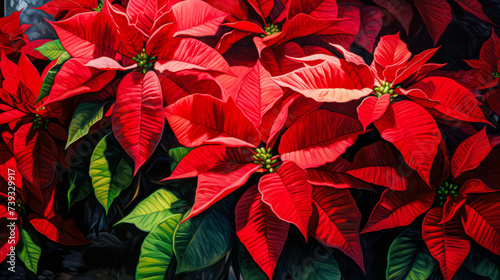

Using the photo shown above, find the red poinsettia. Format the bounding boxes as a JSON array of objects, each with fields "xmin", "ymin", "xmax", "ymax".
[
  {"xmin": 217, "ymin": 0, "xmax": 360, "ymax": 54},
  {"xmin": 362, "ymin": 129, "xmax": 499, "ymax": 280},
  {"xmin": 0, "ymin": 53, "xmax": 72, "ymax": 200},
  {"xmin": 272, "ymin": 33, "xmax": 490, "ymax": 184},
  {"xmin": 0, "ymin": 11, "xmax": 31, "ymax": 56},
  {"xmin": 45, "ymin": 0, "xmax": 233, "ymax": 174},
  {"xmin": 465, "ymin": 31, "xmax": 500, "ymax": 115}
]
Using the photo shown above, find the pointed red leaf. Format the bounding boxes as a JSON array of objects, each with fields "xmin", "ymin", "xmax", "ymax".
[
  {"xmin": 112, "ymin": 71, "xmax": 164, "ymax": 174},
  {"xmin": 372, "ymin": 0, "xmax": 413, "ymax": 34},
  {"xmin": 354, "ymin": 6, "xmax": 383, "ymax": 54},
  {"xmin": 236, "ymin": 185, "xmax": 289, "ymax": 280},
  {"xmin": 451, "ymin": 128, "xmax": 492, "ymax": 178},
  {"xmin": 357, "ymin": 95, "xmax": 390, "ymax": 130},
  {"xmin": 423, "ymin": 208, "xmax": 470, "ymax": 280},
  {"xmin": 288, "ymin": 0, "xmax": 338, "ymax": 19},
  {"xmin": 126, "ymin": 0, "xmax": 157, "ymax": 37},
  {"xmin": 236, "ymin": 60, "xmax": 283, "ymax": 127},
  {"xmin": 408, "ymin": 77, "xmax": 489, "ymax": 124},
  {"xmin": 414, "ymin": 0, "xmax": 452, "ymax": 45},
  {"xmin": 165, "ymin": 145, "xmax": 254, "ymax": 181},
  {"xmin": 347, "ymin": 141, "xmax": 408, "ymax": 191},
  {"xmin": 172, "ymin": 0, "xmax": 229, "ymax": 37},
  {"xmin": 105, "ymin": 0, "xmax": 143, "ymax": 57},
  {"xmin": 247, "ymin": 0, "xmax": 274, "ymax": 20},
  {"xmin": 373, "ymin": 33, "xmax": 411, "ymax": 70},
  {"xmin": 49, "ymin": 12, "xmax": 127, "ymax": 60},
  {"xmin": 165, "ymin": 94, "xmax": 261, "ymax": 148},
  {"xmin": 13, "ymin": 123, "xmax": 58, "ymax": 190},
  {"xmin": 184, "ymin": 162, "xmax": 260, "ymax": 221},
  {"xmin": 362, "ymin": 181, "xmax": 434, "ymax": 233},
  {"xmin": 271, "ymin": 59, "xmax": 374, "ymax": 103},
  {"xmin": 374, "ymin": 101, "xmax": 441, "ymax": 184},
  {"xmin": 85, "ymin": 57, "xmax": 138, "ymax": 70},
  {"xmin": 29, "ymin": 213, "xmax": 89, "ymax": 245},
  {"xmin": 462, "ymin": 194, "xmax": 500, "ymax": 255},
  {"xmin": 309, "ymin": 186, "xmax": 364, "ymax": 271},
  {"xmin": 259, "ymin": 162, "xmax": 313, "ymax": 239},
  {"xmin": 45, "ymin": 58, "xmax": 116, "ymax": 105},
  {"xmin": 280, "ymin": 109, "xmax": 363, "ymax": 168}
]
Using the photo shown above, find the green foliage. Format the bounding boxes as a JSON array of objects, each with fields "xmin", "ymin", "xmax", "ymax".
[
  {"xmin": 136, "ymin": 214, "xmax": 182, "ymax": 280},
  {"xmin": 238, "ymin": 243, "xmax": 268, "ymax": 280},
  {"xmin": 17, "ymin": 229, "xmax": 41, "ymax": 275},
  {"xmin": 89, "ymin": 134, "xmax": 134, "ymax": 214},
  {"xmin": 35, "ymin": 52, "xmax": 70, "ymax": 104},
  {"xmin": 173, "ymin": 201, "xmax": 234, "ymax": 274},
  {"xmin": 283, "ymin": 242, "xmax": 341, "ymax": 280},
  {"xmin": 67, "ymin": 137, "xmax": 97, "ymax": 209},
  {"xmin": 66, "ymin": 102, "xmax": 107, "ymax": 149},
  {"xmin": 387, "ymin": 228, "xmax": 436, "ymax": 280},
  {"xmin": 169, "ymin": 147, "xmax": 193, "ymax": 172},
  {"xmin": 35, "ymin": 39, "xmax": 66, "ymax": 61},
  {"xmin": 464, "ymin": 250, "xmax": 500, "ymax": 280},
  {"xmin": 116, "ymin": 189, "xmax": 181, "ymax": 232}
]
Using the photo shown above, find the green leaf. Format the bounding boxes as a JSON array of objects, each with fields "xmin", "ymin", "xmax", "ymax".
[
  {"xmin": 463, "ymin": 250, "xmax": 500, "ymax": 280},
  {"xmin": 66, "ymin": 102, "xmax": 107, "ymax": 149},
  {"xmin": 283, "ymin": 242, "xmax": 340, "ymax": 280},
  {"xmin": 35, "ymin": 39, "xmax": 66, "ymax": 60},
  {"xmin": 89, "ymin": 134, "xmax": 134, "ymax": 214},
  {"xmin": 387, "ymin": 228, "xmax": 436, "ymax": 280},
  {"xmin": 115, "ymin": 189, "xmax": 180, "ymax": 232},
  {"xmin": 35, "ymin": 52, "xmax": 70, "ymax": 104},
  {"xmin": 169, "ymin": 147, "xmax": 193, "ymax": 172},
  {"xmin": 238, "ymin": 243, "xmax": 268, "ymax": 280},
  {"xmin": 136, "ymin": 214, "xmax": 182, "ymax": 280},
  {"xmin": 17, "ymin": 229, "xmax": 41, "ymax": 274},
  {"xmin": 67, "ymin": 136, "xmax": 97, "ymax": 209},
  {"xmin": 173, "ymin": 201, "xmax": 234, "ymax": 273}
]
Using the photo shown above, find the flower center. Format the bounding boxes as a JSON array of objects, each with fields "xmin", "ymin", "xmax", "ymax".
[
  {"xmin": 261, "ymin": 24, "xmax": 281, "ymax": 37},
  {"xmin": 253, "ymin": 147, "xmax": 277, "ymax": 173},
  {"xmin": 33, "ymin": 114, "xmax": 49, "ymax": 130},
  {"xmin": 492, "ymin": 72, "xmax": 500, "ymax": 78},
  {"xmin": 15, "ymin": 198, "xmax": 28, "ymax": 214},
  {"xmin": 437, "ymin": 181, "xmax": 459, "ymax": 206},
  {"xmin": 93, "ymin": 3, "xmax": 103, "ymax": 11},
  {"xmin": 373, "ymin": 81, "xmax": 401, "ymax": 101},
  {"xmin": 132, "ymin": 48, "xmax": 157, "ymax": 74}
]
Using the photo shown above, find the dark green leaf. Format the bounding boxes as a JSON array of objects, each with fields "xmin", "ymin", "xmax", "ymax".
[
  {"xmin": 387, "ymin": 228, "xmax": 436, "ymax": 280},
  {"xmin": 35, "ymin": 52, "xmax": 70, "ymax": 104},
  {"xmin": 238, "ymin": 243, "xmax": 268, "ymax": 280},
  {"xmin": 66, "ymin": 102, "xmax": 106, "ymax": 149}
]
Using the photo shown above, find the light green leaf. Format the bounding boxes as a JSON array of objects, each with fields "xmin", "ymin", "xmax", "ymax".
[
  {"xmin": 35, "ymin": 39, "xmax": 66, "ymax": 61},
  {"xmin": 35, "ymin": 52, "xmax": 70, "ymax": 104},
  {"xmin": 387, "ymin": 228, "xmax": 436, "ymax": 280},
  {"xmin": 173, "ymin": 201, "xmax": 234, "ymax": 273},
  {"xmin": 89, "ymin": 135, "xmax": 134, "ymax": 214},
  {"xmin": 115, "ymin": 189, "xmax": 179, "ymax": 232},
  {"xmin": 66, "ymin": 102, "xmax": 106, "ymax": 149},
  {"xmin": 136, "ymin": 214, "xmax": 182, "ymax": 280},
  {"xmin": 238, "ymin": 243, "xmax": 268, "ymax": 280},
  {"xmin": 169, "ymin": 147, "xmax": 193, "ymax": 172},
  {"xmin": 17, "ymin": 229, "xmax": 41, "ymax": 274}
]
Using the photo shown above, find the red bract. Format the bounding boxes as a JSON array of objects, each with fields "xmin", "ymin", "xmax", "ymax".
[
  {"xmin": 0, "ymin": 11, "xmax": 31, "ymax": 56},
  {"xmin": 363, "ymin": 135, "xmax": 500, "ymax": 280},
  {"xmin": 373, "ymin": 0, "xmax": 494, "ymax": 45},
  {"xmin": 273, "ymin": 33, "xmax": 489, "ymax": 185},
  {"xmin": 216, "ymin": 0, "xmax": 360, "ymax": 54},
  {"xmin": 46, "ymin": 0, "xmax": 232, "ymax": 173}
]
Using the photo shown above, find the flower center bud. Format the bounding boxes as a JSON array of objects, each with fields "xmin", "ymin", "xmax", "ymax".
[
  {"xmin": 32, "ymin": 114, "xmax": 49, "ymax": 130},
  {"xmin": 15, "ymin": 198, "xmax": 28, "ymax": 214},
  {"xmin": 436, "ymin": 181, "xmax": 459, "ymax": 206},
  {"xmin": 93, "ymin": 3, "xmax": 103, "ymax": 11},
  {"xmin": 492, "ymin": 72, "xmax": 500, "ymax": 79},
  {"xmin": 132, "ymin": 48, "xmax": 157, "ymax": 74},
  {"xmin": 261, "ymin": 24, "xmax": 281, "ymax": 37},
  {"xmin": 253, "ymin": 147, "xmax": 278, "ymax": 173},
  {"xmin": 373, "ymin": 81, "xmax": 400, "ymax": 101}
]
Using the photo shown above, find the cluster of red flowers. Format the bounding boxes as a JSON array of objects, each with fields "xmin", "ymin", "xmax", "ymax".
[{"xmin": 1, "ymin": 0, "xmax": 499, "ymax": 279}]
